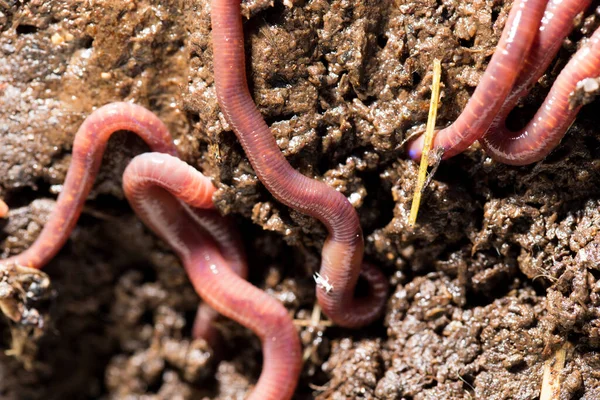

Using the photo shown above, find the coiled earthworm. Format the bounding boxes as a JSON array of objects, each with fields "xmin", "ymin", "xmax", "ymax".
[
  {"xmin": 211, "ymin": 0, "xmax": 389, "ymax": 329},
  {"xmin": 138, "ymin": 157, "xmax": 250, "ymax": 344},
  {"xmin": 1, "ymin": 102, "xmax": 178, "ymax": 269},
  {"xmin": 487, "ymin": 0, "xmax": 592, "ymax": 123},
  {"xmin": 407, "ymin": 0, "xmax": 548, "ymax": 160},
  {"xmin": 123, "ymin": 152, "xmax": 302, "ymax": 400},
  {"xmin": 481, "ymin": 24, "xmax": 600, "ymax": 164},
  {"xmin": 184, "ymin": 204, "xmax": 249, "ymax": 343}
]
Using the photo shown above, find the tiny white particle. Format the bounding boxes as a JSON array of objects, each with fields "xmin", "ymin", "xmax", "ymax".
[{"xmin": 313, "ymin": 272, "xmax": 333, "ymax": 293}]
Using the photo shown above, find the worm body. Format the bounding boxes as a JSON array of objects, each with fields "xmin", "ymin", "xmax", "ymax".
[
  {"xmin": 2, "ymin": 102, "xmax": 177, "ymax": 269},
  {"xmin": 407, "ymin": 0, "xmax": 549, "ymax": 160},
  {"xmin": 481, "ymin": 25, "xmax": 600, "ymax": 164},
  {"xmin": 0, "ymin": 103, "xmax": 247, "ymax": 347},
  {"xmin": 211, "ymin": 0, "xmax": 388, "ymax": 328},
  {"xmin": 0, "ymin": 200, "xmax": 7, "ymax": 218},
  {"xmin": 186, "ymin": 208, "xmax": 248, "ymax": 341},
  {"xmin": 123, "ymin": 152, "xmax": 302, "ymax": 400},
  {"xmin": 490, "ymin": 0, "xmax": 592, "ymax": 118}
]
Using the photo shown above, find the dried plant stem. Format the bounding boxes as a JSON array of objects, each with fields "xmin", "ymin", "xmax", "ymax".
[
  {"xmin": 409, "ymin": 59, "xmax": 442, "ymax": 226},
  {"xmin": 294, "ymin": 303, "xmax": 332, "ymax": 328},
  {"xmin": 540, "ymin": 342, "xmax": 569, "ymax": 400}
]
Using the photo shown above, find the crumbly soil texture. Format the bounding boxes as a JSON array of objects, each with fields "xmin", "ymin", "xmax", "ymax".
[{"xmin": 1, "ymin": 0, "xmax": 600, "ymax": 399}]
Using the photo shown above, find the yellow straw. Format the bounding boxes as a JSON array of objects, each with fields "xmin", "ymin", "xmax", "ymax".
[{"xmin": 409, "ymin": 59, "xmax": 442, "ymax": 227}]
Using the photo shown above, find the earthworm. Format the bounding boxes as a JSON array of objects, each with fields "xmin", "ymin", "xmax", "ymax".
[
  {"xmin": 211, "ymin": 0, "xmax": 389, "ymax": 328},
  {"xmin": 487, "ymin": 0, "xmax": 592, "ymax": 122},
  {"xmin": 123, "ymin": 152, "xmax": 301, "ymax": 400},
  {"xmin": 0, "ymin": 102, "xmax": 245, "ymax": 346},
  {"xmin": 0, "ymin": 200, "xmax": 7, "ymax": 218},
  {"xmin": 2, "ymin": 102, "xmax": 177, "ymax": 269},
  {"xmin": 481, "ymin": 18, "xmax": 600, "ymax": 164},
  {"xmin": 151, "ymin": 169, "xmax": 250, "ymax": 344},
  {"xmin": 407, "ymin": 0, "xmax": 549, "ymax": 160},
  {"xmin": 189, "ymin": 209, "xmax": 248, "ymax": 342}
]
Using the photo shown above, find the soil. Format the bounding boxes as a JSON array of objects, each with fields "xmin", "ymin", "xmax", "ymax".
[{"xmin": 1, "ymin": 0, "xmax": 599, "ymax": 399}]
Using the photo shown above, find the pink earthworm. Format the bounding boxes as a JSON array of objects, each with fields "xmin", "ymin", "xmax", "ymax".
[
  {"xmin": 486, "ymin": 0, "xmax": 592, "ymax": 125},
  {"xmin": 188, "ymin": 209, "xmax": 248, "ymax": 342},
  {"xmin": 155, "ymin": 170, "xmax": 250, "ymax": 344},
  {"xmin": 407, "ymin": 0, "xmax": 549, "ymax": 160},
  {"xmin": 481, "ymin": 22, "xmax": 600, "ymax": 164},
  {"xmin": 0, "ymin": 199, "xmax": 7, "ymax": 218},
  {"xmin": 123, "ymin": 152, "xmax": 301, "ymax": 400},
  {"xmin": 211, "ymin": 0, "xmax": 389, "ymax": 329},
  {"xmin": 1, "ymin": 102, "xmax": 178, "ymax": 269},
  {"xmin": 0, "ymin": 102, "xmax": 246, "ymax": 346}
]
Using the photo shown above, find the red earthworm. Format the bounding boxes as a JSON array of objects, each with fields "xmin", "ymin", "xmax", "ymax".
[
  {"xmin": 481, "ymin": 16, "xmax": 600, "ymax": 164},
  {"xmin": 487, "ymin": 0, "xmax": 592, "ymax": 124},
  {"xmin": 188, "ymin": 209, "xmax": 248, "ymax": 342},
  {"xmin": 143, "ymin": 166, "xmax": 250, "ymax": 343},
  {"xmin": 0, "ymin": 200, "xmax": 7, "ymax": 218},
  {"xmin": 407, "ymin": 0, "xmax": 548, "ymax": 160},
  {"xmin": 211, "ymin": 0, "xmax": 389, "ymax": 328},
  {"xmin": 0, "ymin": 102, "xmax": 246, "ymax": 346},
  {"xmin": 138, "ymin": 160, "xmax": 250, "ymax": 342},
  {"xmin": 1, "ymin": 102, "xmax": 178, "ymax": 269},
  {"xmin": 123, "ymin": 152, "xmax": 301, "ymax": 400}
]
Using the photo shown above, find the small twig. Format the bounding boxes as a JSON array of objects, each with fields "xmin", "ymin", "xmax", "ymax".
[
  {"xmin": 293, "ymin": 303, "xmax": 333, "ymax": 362},
  {"xmin": 81, "ymin": 205, "xmax": 120, "ymax": 222},
  {"xmin": 293, "ymin": 303, "xmax": 332, "ymax": 327},
  {"xmin": 293, "ymin": 319, "xmax": 333, "ymax": 327},
  {"xmin": 457, "ymin": 374, "xmax": 475, "ymax": 399},
  {"xmin": 540, "ymin": 342, "xmax": 569, "ymax": 400},
  {"xmin": 308, "ymin": 382, "xmax": 329, "ymax": 391},
  {"xmin": 409, "ymin": 59, "xmax": 442, "ymax": 227}
]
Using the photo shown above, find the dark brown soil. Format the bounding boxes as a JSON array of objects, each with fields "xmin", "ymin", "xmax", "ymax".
[{"xmin": 1, "ymin": 0, "xmax": 600, "ymax": 399}]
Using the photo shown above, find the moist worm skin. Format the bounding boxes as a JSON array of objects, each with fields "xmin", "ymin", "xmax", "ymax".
[
  {"xmin": 123, "ymin": 152, "xmax": 301, "ymax": 400},
  {"xmin": 187, "ymin": 208, "xmax": 248, "ymax": 341},
  {"xmin": 211, "ymin": 0, "xmax": 389, "ymax": 328},
  {"xmin": 129, "ymin": 153, "xmax": 251, "ymax": 343},
  {"xmin": 485, "ymin": 0, "xmax": 592, "ymax": 124},
  {"xmin": 0, "ymin": 200, "xmax": 7, "ymax": 218},
  {"xmin": 2, "ymin": 102, "xmax": 178, "ymax": 269},
  {"xmin": 0, "ymin": 103, "xmax": 246, "ymax": 346},
  {"xmin": 481, "ymin": 26, "xmax": 600, "ymax": 164},
  {"xmin": 407, "ymin": 0, "xmax": 548, "ymax": 160}
]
